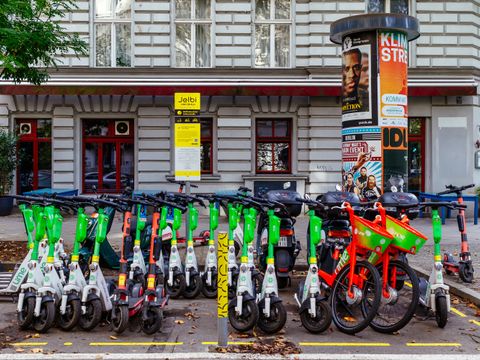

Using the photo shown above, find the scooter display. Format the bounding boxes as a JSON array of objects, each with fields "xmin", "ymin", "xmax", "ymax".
[
  {"xmin": 439, "ymin": 184, "xmax": 475, "ymax": 283},
  {"xmin": 418, "ymin": 201, "xmax": 466, "ymax": 328}
]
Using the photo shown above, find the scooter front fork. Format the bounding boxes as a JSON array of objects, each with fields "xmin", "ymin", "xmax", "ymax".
[{"xmin": 263, "ymin": 296, "xmax": 271, "ymax": 317}]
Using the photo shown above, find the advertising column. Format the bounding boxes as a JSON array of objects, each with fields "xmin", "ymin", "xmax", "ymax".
[{"xmin": 331, "ymin": 14, "xmax": 419, "ymax": 200}]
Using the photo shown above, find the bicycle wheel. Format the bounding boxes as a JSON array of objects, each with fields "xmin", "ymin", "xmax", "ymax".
[
  {"xmin": 331, "ymin": 260, "xmax": 381, "ymax": 335},
  {"xmin": 369, "ymin": 260, "xmax": 420, "ymax": 333}
]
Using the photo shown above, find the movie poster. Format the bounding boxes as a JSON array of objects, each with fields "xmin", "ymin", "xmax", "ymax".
[
  {"xmin": 341, "ymin": 32, "xmax": 376, "ymax": 128},
  {"xmin": 378, "ymin": 30, "xmax": 409, "ymax": 192},
  {"xmin": 342, "ymin": 127, "xmax": 383, "ymax": 201}
]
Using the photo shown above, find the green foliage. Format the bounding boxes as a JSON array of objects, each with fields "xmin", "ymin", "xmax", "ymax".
[
  {"xmin": 0, "ymin": 130, "xmax": 18, "ymax": 196},
  {"xmin": 0, "ymin": 0, "xmax": 88, "ymax": 85}
]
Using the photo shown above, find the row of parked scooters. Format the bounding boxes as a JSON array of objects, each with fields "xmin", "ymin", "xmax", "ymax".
[{"xmin": 4, "ymin": 183, "xmax": 472, "ymax": 337}]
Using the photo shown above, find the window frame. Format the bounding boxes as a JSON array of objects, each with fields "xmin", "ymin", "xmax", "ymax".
[
  {"xmin": 200, "ymin": 118, "xmax": 214, "ymax": 174},
  {"xmin": 93, "ymin": 0, "xmax": 134, "ymax": 67},
  {"xmin": 173, "ymin": 0, "xmax": 214, "ymax": 68},
  {"xmin": 255, "ymin": 118, "xmax": 292, "ymax": 174},
  {"xmin": 366, "ymin": 0, "xmax": 410, "ymax": 14},
  {"xmin": 16, "ymin": 119, "xmax": 52, "ymax": 194},
  {"xmin": 252, "ymin": 0, "xmax": 293, "ymax": 68},
  {"xmin": 82, "ymin": 119, "xmax": 135, "ymax": 194}
]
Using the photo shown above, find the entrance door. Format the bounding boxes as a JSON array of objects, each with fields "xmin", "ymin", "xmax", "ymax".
[
  {"xmin": 83, "ymin": 119, "xmax": 134, "ymax": 193},
  {"xmin": 16, "ymin": 119, "xmax": 52, "ymax": 194},
  {"xmin": 408, "ymin": 118, "xmax": 425, "ymax": 193}
]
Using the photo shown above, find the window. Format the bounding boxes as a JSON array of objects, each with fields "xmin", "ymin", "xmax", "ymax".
[
  {"xmin": 94, "ymin": 0, "xmax": 132, "ymax": 67},
  {"xmin": 201, "ymin": 119, "xmax": 213, "ymax": 174},
  {"xmin": 175, "ymin": 0, "xmax": 212, "ymax": 67},
  {"xmin": 256, "ymin": 119, "xmax": 292, "ymax": 173},
  {"xmin": 16, "ymin": 119, "xmax": 52, "ymax": 194},
  {"xmin": 254, "ymin": 0, "xmax": 291, "ymax": 68},
  {"xmin": 82, "ymin": 119, "xmax": 134, "ymax": 193},
  {"xmin": 408, "ymin": 118, "xmax": 425, "ymax": 193},
  {"xmin": 367, "ymin": 0, "xmax": 408, "ymax": 14}
]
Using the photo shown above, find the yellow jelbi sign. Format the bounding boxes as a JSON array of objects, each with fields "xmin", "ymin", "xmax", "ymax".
[
  {"xmin": 217, "ymin": 232, "xmax": 228, "ymax": 318},
  {"xmin": 174, "ymin": 117, "xmax": 201, "ymax": 181},
  {"xmin": 174, "ymin": 93, "xmax": 201, "ymax": 111}
]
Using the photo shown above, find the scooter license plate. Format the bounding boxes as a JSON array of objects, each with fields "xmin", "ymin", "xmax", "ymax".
[{"xmin": 278, "ymin": 236, "xmax": 288, "ymax": 247}]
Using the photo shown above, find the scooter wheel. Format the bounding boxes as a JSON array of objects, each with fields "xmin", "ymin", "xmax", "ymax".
[
  {"xmin": 201, "ymin": 272, "xmax": 218, "ymax": 299},
  {"xmin": 300, "ymin": 299, "xmax": 332, "ymax": 334},
  {"xmin": 183, "ymin": 274, "xmax": 203, "ymax": 299},
  {"xmin": 57, "ymin": 297, "xmax": 81, "ymax": 331},
  {"xmin": 79, "ymin": 297, "xmax": 103, "ymax": 331},
  {"xmin": 166, "ymin": 274, "xmax": 186, "ymax": 299},
  {"xmin": 33, "ymin": 301, "xmax": 56, "ymax": 333},
  {"xmin": 111, "ymin": 305, "xmax": 129, "ymax": 334},
  {"xmin": 142, "ymin": 306, "xmax": 163, "ymax": 335},
  {"xmin": 17, "ymin": 296, "xmax": 35, "ymax": 330},
  {"xmin": 257, "ymin": 300, "xmax": 287, "ymax": 334},
  {"xmin": 435, "ymin": 292, "xmax": 448, "ymax": 328},
  {"xmin": 459, "ymin": 262, "xmax": 474, "ymax": 283},
  {"xmin": 228, "ymin": 298, "xmax": 259, "ymax": 332}
]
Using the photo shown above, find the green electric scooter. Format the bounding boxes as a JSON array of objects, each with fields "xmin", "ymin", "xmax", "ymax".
[
  {"xmin": 199, "ymin": 197, "xmax": 219, "ymax": 298},
  {"xmin": 418, "ymin": 201, "xmax": 466, "ymax": 328}
]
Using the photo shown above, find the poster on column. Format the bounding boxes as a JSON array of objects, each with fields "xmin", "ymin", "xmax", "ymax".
[
  {"xmin": 341, "ymin": 32, "xmax": 376, "ymax": 128},
  {"xmin": 378, "ymin": 30, "xmax": 409, "ymax": 192},
  {"xmin": 342, "ymin": 127, "xmax": 383, "ymax": 201}
]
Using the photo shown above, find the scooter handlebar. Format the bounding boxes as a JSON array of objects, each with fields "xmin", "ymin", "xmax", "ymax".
[
  {"xmin": 437, "ymin": 183, "xmax": 476, "ymax": 195},
  {"xmin": 139, "ymin": 193, "xmax": 187, "ymax": 212},
  {"xmin": 418, "ymin": 201, "xmax": 467, "ymax": 210}
]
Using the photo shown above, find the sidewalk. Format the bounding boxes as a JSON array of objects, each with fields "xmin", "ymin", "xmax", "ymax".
[{"xmin": 1, "ymin": 209, "xmax": 479, "ymax": 297}]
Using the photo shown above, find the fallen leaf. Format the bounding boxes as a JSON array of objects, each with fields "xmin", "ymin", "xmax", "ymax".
[
  {"xmin": 32, "ymin": 334, "xmax": 40, "ymax": 339},
  {"xmin": 15, "ymin": 348, "xmax": 25, "ymax": 353},
  {"xmin": 30, "ymin": 348, "xmax": 43, "ymax": 354},
  {"xmin": 109, "ymin": 335, "xmax": 118, "ymax": 340},
  {"xmin": 343, "ymin": 316, "xmax": 356, "ymax": 322},
  {"xmin": 175, "ymin": 320, "xmax": 185, "ymax": 325}
]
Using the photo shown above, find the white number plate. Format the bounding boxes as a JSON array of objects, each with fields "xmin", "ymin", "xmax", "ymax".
[{"xmin": 278, "ymin": 236, "xmax": 288, "ymax": 247}]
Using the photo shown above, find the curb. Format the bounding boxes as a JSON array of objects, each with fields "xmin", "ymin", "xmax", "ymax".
[{"xmin": 411, "ymin": 265, "xmax": 480, "ymax": 306}]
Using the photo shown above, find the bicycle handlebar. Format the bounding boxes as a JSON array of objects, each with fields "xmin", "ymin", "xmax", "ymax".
[{"xmin": 437, "ymin": 184, "xmax": 475, "ymax": 196}]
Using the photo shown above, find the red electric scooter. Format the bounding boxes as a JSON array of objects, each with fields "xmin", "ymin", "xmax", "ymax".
[{"xmin": 440, "ymin": 184, "xmax": 475, "ymax": 283}]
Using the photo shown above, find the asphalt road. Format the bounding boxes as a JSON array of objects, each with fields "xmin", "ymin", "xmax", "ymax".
[{"xmin": 1, "ymin": 274, "xmax": 480, "ymax": 357}]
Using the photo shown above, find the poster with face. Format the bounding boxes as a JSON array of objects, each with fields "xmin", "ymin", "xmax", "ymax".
[
  {"xmin": 342, "ymin": 127, "xmax": 382, "ymax": 201},
  {"xmin": 341, "ymin": 32, "xmax": 375, "ymax": 128}
]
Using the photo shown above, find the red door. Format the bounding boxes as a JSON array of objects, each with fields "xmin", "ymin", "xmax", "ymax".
[{"xmin": 408, "ymin": 118, "xmax": 425, "ymax": 193}]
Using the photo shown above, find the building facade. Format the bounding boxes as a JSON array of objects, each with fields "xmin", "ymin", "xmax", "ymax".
[{"xmin": 0, "ymin": 0, "xmax": 479, "ymax": 198}]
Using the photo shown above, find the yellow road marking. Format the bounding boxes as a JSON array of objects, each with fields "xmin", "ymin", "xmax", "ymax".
[
  {"xmin": 202, "ymin": 341, "xmax": 253, "ymax": 345},
  {"xmin": 469, "ymin": 319, "xmax": 480, "ymax": 326},
  {"xmin": 12, "ymin": 342, "xmax": 48, "ymax": 346},
  {"xmin": 89, "ymin": 342, "xmax": 183, "ymax": 346},
  {"xmin": 406, "ymin": 343, "xmax": 461, "ymax": 347},
  {"xmin": 300, "ymin": 342, "xmax": 390, "ymax": 347},
  {"xmin": 64, "ymin": 342, "xmax": 73, "ymax": 346},
  {"xmin": 450, "ymin": 307, "xmax": 467, "ymax": 317},
  {"xmin": 405, "ymin": 282, "xmax": 412, "ymax": 288}
]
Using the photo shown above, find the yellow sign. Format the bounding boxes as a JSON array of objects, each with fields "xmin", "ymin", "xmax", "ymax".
[
  {"xmin": 174, "ymin": 122, "xmax": 200, "ymax": 148},
  {"xmin": 217, "ymin": 232, "xmax": 228, "ymax": 318},
  {"xmin": 174, "ymin": 93, "xmax": 201, "ymax": 111},
  {"xmin": 174, "ymin": 118, "xmax": 201, "ymax": 181}
]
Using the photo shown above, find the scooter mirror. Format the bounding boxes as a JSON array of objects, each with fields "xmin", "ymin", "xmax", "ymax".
[
  {"xmin": 91, "ymin": 185, "xmax": 97, "ymax": 194},
  {"xmin": 335, "ymin": 184, "xmax": 342, "ymax": 192},
  {"xmin": 390, "ymin": 186, "xmax": 398, "ymax": 193},
  {"xmin": 304, "ymin": 193, "xmax": 311, "ymax": 200}
]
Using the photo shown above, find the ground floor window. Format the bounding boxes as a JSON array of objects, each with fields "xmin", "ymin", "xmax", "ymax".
[
  {"xmin": 408, "ymin": 117, "xmax": 425, "ymax": 193},
  {"xmin": 16, "ymin": 119, "xmax": 52, "ymax": 194},
  {"xmin": 201, "ymin": 119, "xmax": 213, "ymax": 174},
  {"xmin": 82, "ymin": 119, "xmax": 134, "ymax": 193},
  {"xmin": 256, "ymin": 118, "xmax": 292, "ymax": 173}
]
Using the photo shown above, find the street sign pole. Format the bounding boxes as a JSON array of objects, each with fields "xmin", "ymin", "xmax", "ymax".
[{"xmin": 217, "ymin": 232, "xmax": 228, "ymax": 347}]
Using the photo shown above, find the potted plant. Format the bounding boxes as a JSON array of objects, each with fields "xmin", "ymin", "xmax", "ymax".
[{"xmin": 0, "ymin": 129, "xmax": 17, "ymax": 216}]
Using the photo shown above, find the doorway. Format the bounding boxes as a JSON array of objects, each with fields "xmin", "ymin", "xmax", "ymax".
[{"xmin": 408, "ymin": 118, "xmax": 425, "ymax": 193}]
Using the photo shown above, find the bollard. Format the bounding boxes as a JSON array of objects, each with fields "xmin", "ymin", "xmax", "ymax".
[{"xmin": 217, "ymin": 231, "xmax": 228, "ymax": 347}]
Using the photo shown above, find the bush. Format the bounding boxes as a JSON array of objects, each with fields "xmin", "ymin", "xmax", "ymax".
[{"xmin": 0, "ymin": 130, "xmax": 18, "ymax": 196}]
